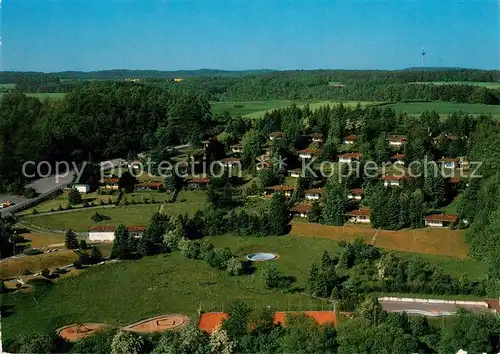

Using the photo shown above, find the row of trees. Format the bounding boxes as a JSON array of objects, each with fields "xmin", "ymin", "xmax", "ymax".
[
  {"xmin": 456, "ymin": 117, "xmax": 500, "ymax": 295},
  {"xmin": 153, "ymin": 69, "xmax": 500, "ymax": 103},
  {"xmin": 13, "ymin": 300, "xmax": 500, "ymax": 354},
  {"xmin": 306, "ymin": 239, "xmax": 491, "ymax": 302}
]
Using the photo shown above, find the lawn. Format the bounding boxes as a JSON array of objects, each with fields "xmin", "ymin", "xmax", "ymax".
[
  {"xmin": 211, "ymin": 100, "xmax": 298, "ymax": 117},
  {"xmin": 0, "ymin": 250, "xmax": 78, "ymax": 279},
  {"xmin": 0, "ymin": 247, "xmax": 325, "ymax": 344},
  {"xmin": 19, "ymin": 191, "xmax": 115, "ymax": 215},
  {"xmin": 383, "ymin": 102, "xmax": 500, "ymax": 118},
  {"xmin": 290, "ymin": 222, "xmax": 471, "ymax": 259},
  {"xmin": 0, "ymin": 233, "xmax": 486, "ymax": 344},
  {"xmin": 0, "ymin": 92, "xmax": 67, "ymax": 100},
  {"xmin": 244, "ymin": 101, "xmax": 377, "ymax": 119},
  {"xmin": 21, "ymin": 191, "xmax": 206, "ymax": 232},
  {"xmin": 408, "ymin": 81, "xmax": 500, "ymax": 89},
  {"xmin": 210, "ymin": 100, "xmax": 378, "ymax": 119}
]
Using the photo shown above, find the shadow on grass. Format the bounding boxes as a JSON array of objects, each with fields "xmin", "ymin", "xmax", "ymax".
[
  {"xmin": 0, "ymin": 304, "xmax": 15, "ymax": 318},
  {"xmin": 241, "ymin": 260, "xmax": 256, "ymax": 275}
]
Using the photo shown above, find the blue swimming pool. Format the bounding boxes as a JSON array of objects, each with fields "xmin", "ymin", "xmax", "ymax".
[{"xmin": 246, "ymin": 253, "xmax": 277, "ymax": 261}]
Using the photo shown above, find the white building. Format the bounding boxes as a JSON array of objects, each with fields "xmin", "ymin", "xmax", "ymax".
[
  {"xmin": 387, "ymin": 135, "xmax": 407, "ymax": 147},
  {"xmin": 289, "ymin": 204, "xmax": 312, "ymax": 218},
  {"xmin": 73, "ymin": 184, "xmax": 90, "ymax": 193},
  {"xmin": 382, "ymin": 175, "xmax": 403, "ymax": 187},
  {"xmin": 298, "ymin": 149, "xmax": 318, "ymax": 160},
  {"xmin": 338, "ymin": 152, "xmax": 362, "ymax": 163},
  {"xmin": 88, "ymin": 225, "xmax": 145, "ymax": 242},
  {"xmin": 348, "ymin": 188, "xmax": 364, "ymax": 201},
  {"xmin": 424, "ymin": 214, "xmax": 458, "ymax": 228},
  {"xmin": 288, "ymin": 169, "xmax": 301, "ymax": 178},
  {"xmin": 304, "ymin": 188, "xmax": 324, "ymax": 200},
  {"xmin": 345, "ymin": 209, "xmax": 371, "ymax": 223},
  {"xmin": 343, "ymin": 135, "xmax": 357, "ymax": 145}
]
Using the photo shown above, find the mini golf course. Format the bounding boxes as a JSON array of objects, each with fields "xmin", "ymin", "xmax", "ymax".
[{"xmin": 56, "ymin": 314, "xmax": 190, "ymax": 342}]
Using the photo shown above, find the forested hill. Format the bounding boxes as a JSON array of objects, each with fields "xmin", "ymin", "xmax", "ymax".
[
  {"xmin": 1, "ymin": 68, "xmax": 498, "ymax": 82},
  {"xmin": 0, "ymin": 69, "xmax": 274, "ymax": 82},
  {"xmin": 2, "ymin": 68, "xmax": 500, "ymax": 103}
]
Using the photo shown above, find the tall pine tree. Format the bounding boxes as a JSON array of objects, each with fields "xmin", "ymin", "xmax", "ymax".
[
  {"xmin": 322, "ymin": 178, "xmax": 348, "ymax": 226},
  {"xmin": 267, "ymin": 192, "xmax": 290, "ymax": 235}
]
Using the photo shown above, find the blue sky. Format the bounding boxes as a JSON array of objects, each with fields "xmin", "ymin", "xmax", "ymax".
[{"xmin": 2, "ymin": 0, "xmax": 499, "ymax": 72}]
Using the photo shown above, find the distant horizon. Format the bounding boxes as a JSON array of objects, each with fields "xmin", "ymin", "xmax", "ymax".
[
  {"xmin": 4, "ymin": 1, "xmax": 499, "ymax": 72},
  {"xmin": 3, "ymin": 66, "xmax": 499, "ymax": 75}
]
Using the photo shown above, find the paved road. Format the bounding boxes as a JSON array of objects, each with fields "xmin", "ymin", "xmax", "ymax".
[
  {"xmin": 0, "ymin": 146, "xmax": 190, "ymax": 217},
  {"xmin": 380, "ymin": 300, "xmax": 492, "ymax": 317},
  {"xmin": 0, "ymin": 158, "xmax": 125, "ymax": 217}
]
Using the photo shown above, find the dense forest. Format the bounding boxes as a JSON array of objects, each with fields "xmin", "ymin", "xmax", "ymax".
[
  {"xmin": 0, "ymin": 83, "xmax": 215, "ymax": 193},
  {"xmin": 2, "ymin": 69, "xmax": 500, "ymax": 104}
]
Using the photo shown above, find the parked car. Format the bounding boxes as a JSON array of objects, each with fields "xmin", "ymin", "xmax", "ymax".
[{"xmin": 1, "ymin": 201, "xmax": 14, "ymax": 208}]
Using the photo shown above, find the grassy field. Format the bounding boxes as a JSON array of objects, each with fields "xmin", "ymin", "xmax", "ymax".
[
  {"xmin": 408, "ymin": 81, "xmax": 500, "ymax": 89},
  {"xmin": 0, "ymin": 246, "xmax": 323, "ymax": 343},
  {"xmin": 1, "ymin": 232, "xmax": 486, "ymax": 344},
  {"xmin": 0, "ymin": 92, "xmax": 66, "ymax": 100},
  {"xmin": 244, "ymin": 101, "xmax": 377, "ymax": 119},
  {"xmin": 211, "ymin": 100, "xmax": 378, "ymax": 118},
  {"xmin": 290, "ymin": 222, "xmax": 470, "ymax": 259},
  {"xmin": 383, "ymin": 102, "xmax": 500, "ymax": 118},
  {"xmin": 211, "ymin": 100, "xmax": 298, "ymax": 116},
  {"xmin": 19, "ymin": 191, "xmax": 115, "ymax": 215},
  {"xmin": 21, "ymin": 190, "xmax": 207, "ymax": 232}
]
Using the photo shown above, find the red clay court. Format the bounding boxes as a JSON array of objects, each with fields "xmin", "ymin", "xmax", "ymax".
[{"xmin": 199, "ymin": 311, "xmax": 337, "ymax": 333}]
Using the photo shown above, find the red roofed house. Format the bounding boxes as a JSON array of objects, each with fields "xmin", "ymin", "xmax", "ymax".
[
  {"xmin": 264, "ymin": 185, "xmax": 294, "ymax": 198},
  {"xmin": 425, "ymin": 214, "xmax": 458, "ymax": 228},
  {"xmin": 289, "ymin": 204, "xmax": 312, "ymax": 218},
  {"xmin": 438, "ymin": 157, "xmax": 458, "ymax": 169},
  {"xmin": 382, "ymin": 175, "xmax": 403, "ymax": 187},
  {"xmin": 345, "ymin": 209, "xmax": 371, "ymax": 224},
  {"xmin": 298, "ymin": 149, "xmax": 320, "ymax": 160},
  {"xmin": 186, "ymin": 177, "xmax": 210, "ymax": 189},
  {"xmin": 287, "ymin": 168, "xmax": 301, "ymax": 178},
  {"xmin": 88, "ymin": 225, "xmax": 145, "ymax": 242},
  {"xmin": 304, "ymin": 188, "xmax": 324, "ymax": 200},
  {"xmin": 199, "ymin": 311, "xmax": 336, "ymax": 334},
  {"xmin": 343, "ymin": 135, "xmax": 357, "ymax": 145},
  {"xmin": 338, "ymin": 152, "xmax": 362, "ymax": 163},
  {"xmin": 134, "ymin": 181, "xmax": 163, "ymax": 191},
  {"xmin": 387, "ymin": 135, "xmax": 407, "ymax": 147},
  {"xmin": 101, "ymin": 177, "xmax": 120, "ymax": 190},
  {"xmin": 348, "ymin": 188, "xmax": 364, "ymax": 201},
  {"xmin": 310, "ymin": 133, "xmax": 324, "ymax": 143},
  {"xmin": 391, "ymin": 153, "xmax": 405, "ymax": 165}
]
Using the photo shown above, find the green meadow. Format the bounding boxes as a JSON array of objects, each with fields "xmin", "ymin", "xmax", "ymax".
[
  {"xmin": 383, "ymin": 102, "xmax": 500, "ymax": 118},
  {"xmin": 0, "ymin": 233, "xmax": 486, "ymax": 344},
  {"xmin": 211, "ymin": 100, "xmax": 378, "ymax": 119},
  {"xmin": 408, "ymin": 81, "xmax": 500, "ymax": 89}
]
